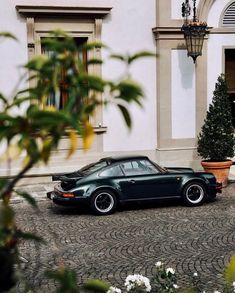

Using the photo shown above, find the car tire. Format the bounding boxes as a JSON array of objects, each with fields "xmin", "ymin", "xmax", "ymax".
[
  {"xmin": 90, "ymin": 189, "xmax": 117, "ymax": 215},
  {"xmin": 182, "ymin": 182, "xmax": 206, "ymax": 206}
]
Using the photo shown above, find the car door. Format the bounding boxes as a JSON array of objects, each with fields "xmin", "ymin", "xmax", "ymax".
[
  {"xmin": 119, "ymin": 174, "xmax": 182, "ymax": 200},
  {"xmin": 118, "ymin": 160, "xmax": 182, "ymax": 200},
  {"xmin": 142, "ymin": 173, "xmax": 182, "ymax": 198}
]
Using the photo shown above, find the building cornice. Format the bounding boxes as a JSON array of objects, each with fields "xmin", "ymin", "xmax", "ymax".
[
  {"xmin": 153, "ymin": 26, "xmax": 212, "ymax": 41},
  {"xmin": 16, "ymin": 5, "xmax": 112, "ymax": 18},
  {"xmin": 152, "ymin": 26, "xmax": 184, "ymax": 41}
]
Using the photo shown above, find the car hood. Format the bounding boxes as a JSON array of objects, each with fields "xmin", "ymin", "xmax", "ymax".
[{"xmin": 166, "ymin": 167, "xmax": 194, "ymax": 173}]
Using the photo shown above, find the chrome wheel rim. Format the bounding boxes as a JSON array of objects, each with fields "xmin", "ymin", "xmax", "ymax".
[
  {"xmin": 186, "ymin": 184, "xmax": 204, "ymax": 204},
  {"xmin": 94, "ymin": 192, "xmax": 114, "ymax": 213}
]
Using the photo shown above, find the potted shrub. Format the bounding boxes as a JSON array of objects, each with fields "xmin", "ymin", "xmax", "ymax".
[{"xmin": 197, "ymin": 74, "xmax": 235, "ymax": 187}]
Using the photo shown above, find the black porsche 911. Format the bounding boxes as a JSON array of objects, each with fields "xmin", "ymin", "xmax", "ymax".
[{"xmin": 47, "ymin": 155, "xmax": 222, "ymax": 215}]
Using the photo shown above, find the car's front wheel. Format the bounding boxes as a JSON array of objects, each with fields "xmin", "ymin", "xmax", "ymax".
[
  {"xmin": 90, "ymin": 189, "xmax": 117, "ymax": 215},
  {"xmin": 182, "ymin": 182, "xmax": 206, "ymax": 206}
]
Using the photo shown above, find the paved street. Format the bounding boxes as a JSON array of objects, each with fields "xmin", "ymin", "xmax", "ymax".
[{"xmin": 13, "ymin": 183, "xmax": 235, "ymax": 292}]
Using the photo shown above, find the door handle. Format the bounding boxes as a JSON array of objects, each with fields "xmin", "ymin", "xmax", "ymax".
[{"xmin": 129, "ymin": 179, "xmax": 136, "ymax": 184}]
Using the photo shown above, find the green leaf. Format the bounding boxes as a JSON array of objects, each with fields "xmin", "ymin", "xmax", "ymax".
[
  {"xmin": 224, "ymin": 255, "xmax": 235, "ymax": 283},
  {"xmin": 0, "ymin": 93, "xmax": 8, "ymax": 105},
  {"xmin": 118, "ymin": 104, "xmax": 132, "ymax": 128},
  {"xmin": 16, "ymin": 230, "xmax": 44, "ymax": 243},
  {"xmin": 128, "ymin": 51, "xmax": 157, "ymax": 64},
  {"xmin": 11, "ymin": 96, "xmax": 37, "ymax": 108},
  {"xmin": 79, "ymin": 42, "xmax": 107, "ymax": 51},
  {"xmin": 83, "ymin": 279, "xmax": 110, "ymax": 293},
  {"xmin": 46, "ymin": 268, "xmax": 79, "ymax": 293},
  {"xmin": 87, "ymin": 58, "xmax": 103, "ymax": 66},
  {"xmin": 118, "ymin": 79, "xmax": 144, "ymax": 105},
  {"xmin": 0, "ymin": 178, "xmax": 8, "ymax": 193},
  {"xmin": 41, "ymin": 138, "xmax": 54, "ymax": 163},
  {"xmin": 25, "ymin": 55, "xmax": 49, "ymax": 71},
  {"xmin": 0, "ymin": 32, "xmax": 17, "ymax": 41},
  {"xmin": 0, "ymin": 206, "xmax": 14, "ymax": 227},
  {"xmin": 110, "ymin": 54, "xmax": 126, "ymax": 62},
  {"xmin": 79, "ymin": 74, "xmax": 106, "ymax": 92},
  {"xmin": 14, "ymin": 191, "xmax": 37, "ymax": 209}
]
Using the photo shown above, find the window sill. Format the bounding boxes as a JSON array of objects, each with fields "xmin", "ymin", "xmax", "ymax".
[{"xmin": 63, "ymin": 126, "xmax": 107, "ymax": 137}]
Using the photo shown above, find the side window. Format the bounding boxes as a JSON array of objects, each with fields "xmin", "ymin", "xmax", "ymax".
[
  {"xmin": 121, "ymin": 160, "xmax": 159, "ymax": 176},
  {"xmin": 139, "ymin": 160, "xmax": 159, "ymax": 174},
  {"xmin": 99, "ymin": 165, "xmax": 124, "ymax": 177}
]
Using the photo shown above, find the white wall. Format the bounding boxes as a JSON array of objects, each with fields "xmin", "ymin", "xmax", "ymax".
[
  {"xmin": 0, "ymin": 1, "xmax": 28, "ymax": 97},
  {"xmin": 102, "ymin": 0, "xmax": 157, "ymax": 152},
  {"xmin": 171, "ymin": 49, "xmax": 196, "ymax": 139},
  {"xmin": 171, "ymin": 0, "xmax": 183, "ymax": 19},
  {"xmin": 15, "ymin": 0, "xmax": 113, "ymax": 6},
  {"xmin": 207, "ymin": 0, "xmax": 235, "ymax": 105},
  {"xmin": 171, "ymin": 0, "xmax": 198, "ymax": 20},
  {"xmin": 0, "ymin": 0, "xmax": 156, "ymax": 154},
  {"xmin": 207, "ymin": 0, "xmax": 232, "ymax": 27}
]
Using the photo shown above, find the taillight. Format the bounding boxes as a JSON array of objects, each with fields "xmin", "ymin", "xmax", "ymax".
[{"xmin": 62, "ymin": 192, "xmax": 74, "ymax": 198}]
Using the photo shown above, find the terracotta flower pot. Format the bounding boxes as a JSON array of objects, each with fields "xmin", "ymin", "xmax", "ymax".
[{"xmin": 201, "ymin": 160, "xmax": 233, "ymax": 188}]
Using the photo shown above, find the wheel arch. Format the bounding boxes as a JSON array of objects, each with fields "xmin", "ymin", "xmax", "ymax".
[
  {"xmin": 181, "ymin": 178, "xmax": 209, "ymax": 197},
  {"xmin": 90, "ymin": 185, "xmax": 121, "ymax": 202}
]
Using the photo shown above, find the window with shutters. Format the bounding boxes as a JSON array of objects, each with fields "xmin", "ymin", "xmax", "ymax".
[
  {"xmin": 16, "ymin": 5, "xmax": 112, "ymax": 153},
  {"xmin": 222, "ymin": 2, "xmax": 235, "ymax": 27}
]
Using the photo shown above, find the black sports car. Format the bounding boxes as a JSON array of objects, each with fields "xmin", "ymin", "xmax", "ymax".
[{"xmin": 47, "ymin": 155, "xmax": 222, "ymax": 215}]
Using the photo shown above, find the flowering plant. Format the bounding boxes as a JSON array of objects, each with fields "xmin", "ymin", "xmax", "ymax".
[
  {"xmin": 124, "ymin": 274, "xmax": 151, "ymax": 292},
  {"xmin": 152, "ymin": 261, "xmax": 178, "ymax": 293},
  {"xmin": 45, "ymin": 258, "xmax": 235, "ymax": 293},
  {"xmin": 107, "ymin": 286, "xmax": 122, "ymax": 293}
]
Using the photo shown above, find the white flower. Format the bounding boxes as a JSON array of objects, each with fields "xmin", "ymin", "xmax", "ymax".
[
  {"xmin": 125, "ymin": 274, "xmax": 151, "ymax": 292},
  {"xmin": 214, "ymin": 291, "xmax": 221, "ymax": 293},
  {"xmin": 193, "ymin": 272, "xmax": 198, "ymax": 277},
  {"xmin": 107, "ymin": 286, "xmax": 121, "ymax": 293},
  {"xmin": 233, "ymin": 281, "xmax": 235, "ymax": 287},
  {"xmin": 166, "ymin": 268, "xmax": 175, "ymax": 275},
  {"xmin": 173, "ymin": 284, "xmax": 179, "ymax": 289},
  {"xmin": 155, "ymin": 261, "xmax": 162, "ymax": 268}
]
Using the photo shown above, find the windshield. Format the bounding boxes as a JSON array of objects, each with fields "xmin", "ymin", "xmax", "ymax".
[{"xmin": 80, "ymin": 160, "xmax": 108, "ymax": 175}]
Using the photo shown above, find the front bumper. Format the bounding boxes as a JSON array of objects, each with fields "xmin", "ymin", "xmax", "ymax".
[{"xmin": 47, "ymin": 191, "xmax": 89, "ymax": 206}]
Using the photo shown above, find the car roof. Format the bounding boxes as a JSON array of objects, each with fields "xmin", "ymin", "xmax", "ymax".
[{"xmin": 100, "ymin": 155, "xmax": 149, "ymax": 164}]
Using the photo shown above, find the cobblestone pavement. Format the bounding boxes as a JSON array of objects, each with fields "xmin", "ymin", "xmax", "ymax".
[{"xmin": 12, "ymin": 182, "xmax": 235, "ymax": 292}]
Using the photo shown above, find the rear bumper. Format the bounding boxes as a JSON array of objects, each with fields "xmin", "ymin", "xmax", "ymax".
[{"xmin": 47, "ymin": 191, "xmax": 89, "ymax": 206}]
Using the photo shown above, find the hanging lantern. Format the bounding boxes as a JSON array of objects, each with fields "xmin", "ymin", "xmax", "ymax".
[{"xmin": 181, "ymin": 0, "xmax": 208, "ymax": 63}]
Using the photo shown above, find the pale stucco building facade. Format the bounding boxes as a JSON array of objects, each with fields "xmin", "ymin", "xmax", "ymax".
[{"xmin": 0, "ymin": 0, "xmax": 235, "ymax": 181}]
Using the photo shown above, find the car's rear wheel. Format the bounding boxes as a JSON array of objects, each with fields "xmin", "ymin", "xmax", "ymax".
[
  {"xmin": 90, "ymin": 190, "xmax": 117, "ymax": 215},
  {"xmin": 182, "ymin": 182, "xmax": 206, "ymax": 206}
]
